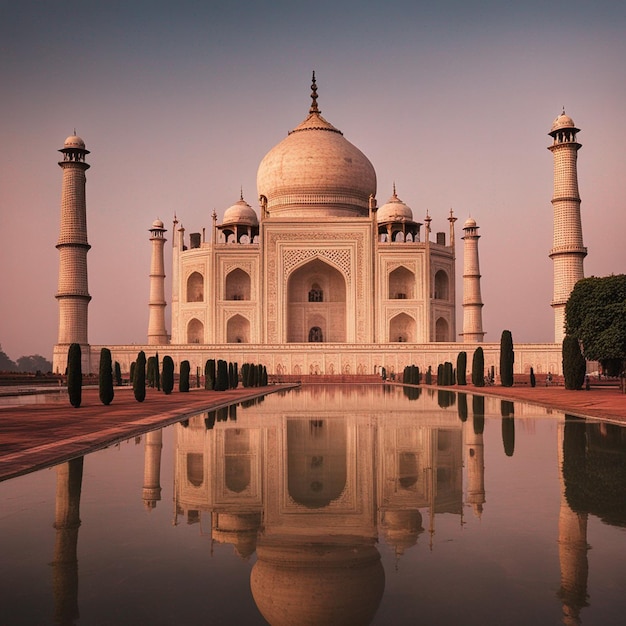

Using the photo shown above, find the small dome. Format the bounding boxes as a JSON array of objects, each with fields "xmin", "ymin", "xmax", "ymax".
[
  {"xmin": 64, "ymin": 134, "xmax": 86, "ymax": 149},
  {"xmin": 550, "ymin": 112, "xmax": 577, "ymax": 133},
  {"xmin": 151, "ymin": 218, "xmax": 164, "ymax": 229},
  {"xmin": 222, "ymin": 197, "xmax": 258, "ymax": 227},
  {"xmin": 377, "ymin": 188, "xmax": 413, "ymax": 223},
  {"xmin": 463, "ymin": 217, "xmax": 477, "ymax": 229}
]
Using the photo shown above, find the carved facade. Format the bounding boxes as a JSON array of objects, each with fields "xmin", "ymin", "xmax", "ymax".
[{"xmin": 170, "ymin": 76, "xmax": 457, "ymax": 348}]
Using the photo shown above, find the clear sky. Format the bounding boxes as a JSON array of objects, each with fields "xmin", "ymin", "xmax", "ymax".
[{"xmin": 1, "ymin": 0, "xmax": 625, "ymax": 361}]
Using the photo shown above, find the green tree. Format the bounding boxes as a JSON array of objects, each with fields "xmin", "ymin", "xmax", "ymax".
[
  {"xmin": 180, "ymin": 360, "xmax": 190, "ymax": 392},
  {"xmin": 456, "ymin": 352, "xmax": 467, "ymax": 385},
  {"xmin": 67, "ymin": 343, "xmax": 82, "ymax": 408},
  {"xmin": 500, "ymin": 330, "xmax": 515, "ymax": 387},
  {"xmin": 562, "ymin": 335, "xmax": 586, "ymax": 390},
  {"xmin": 146, "ymin": 356, "xmax": 156, "ymax": 388},
  {"xmin": 0, "ymin": 345, "xmax": 17, "ymax": 372},
  {"xmin": 98, "ymin": 348, "xmax": 114, "ymax": 405},
  {"xmin": 565, "ymin": 274, "xmax": 626, "ymax": 376},
  {"xmin": 216, "ymin": 359, "xmax": 229, "ymax": 391},
  {"xmin": 114, "ymin": 361, "xmax": 122, "ymax": 386},
  {"xmin": 472, "ymin": 347, "xmax": 485, "ymax": 387},
  {"xmin": 155, "ymin": 352, "xmax": 161, "ymax": 391},
  {"xmin": 134, "ymin": 351, "xmax": 146, "ymax": 402},
  {"xmin": 16, "ymin": 354, "xmax": 52, "ymax": 373},
  {"xmin": 162, "ymin": 356, "xmax": 174, "ymax": 394}
]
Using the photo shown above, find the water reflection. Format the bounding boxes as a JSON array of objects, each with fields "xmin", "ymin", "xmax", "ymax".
[
  {"xmin": 4, "ymin": 385, "xmax": 624, "ymax": 625},
  {"xmin": 51, "ymin": 457, "xmax": 83, "ymax": 626}
]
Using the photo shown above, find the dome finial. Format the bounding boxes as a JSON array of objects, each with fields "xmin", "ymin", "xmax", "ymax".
[
  {"xmin": 392, "ymin": 181, "xmax": 397, "ymax": 197},
  {"xmin": 309, "ymin": 71, "xmax": 320, "ymax": 114},
  {"xmin": 240, "ymin": 186, "xmax": 244, "ymax": 201}
]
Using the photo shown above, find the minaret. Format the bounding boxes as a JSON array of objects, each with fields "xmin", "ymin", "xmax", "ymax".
[
  {"xmin": 548, "ymin": 111, "xmax": 586, "ymax": 344},
  {"xmin": 461, "ymin": 217, "xmax": 485, "ymax": 342},
  {"xmin": 55, "ymin": 133, "xmax": 91, "ymax": 371},
  {"xmin": 147, "ymin": 219, "xmax": 169, "ymax": 344}
]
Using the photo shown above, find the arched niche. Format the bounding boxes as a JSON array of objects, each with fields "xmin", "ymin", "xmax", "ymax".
[
  {"xmin": 434, "ymin": 270, "xmax": 449, "ymax": 300},
  {"xmin": 287, "ymin": 419, "xmax": 347, "ymax": 508},
  {"xmin": 287, "ymin": 258, "xmax": 346, "ymax": 342},
  {"xmin": 388, "ymin": 266, "xmax": 415, "ymax": 300},
  {"xmin": 389, "ymin": 312, "xmax": 416, "ymax": 343},
  {"xmin": 225, "ymin": 268, "xmax": 251, "ymax": 301},
  {"xmin": 186, "ymin": 272, "xmax": 204, "ymax": 302},
  {"xmin": 187, "ymin": 453, "xmax": 204, "ymax": 487},
  {"xmin": 435, "ymin": 317, "xmax": 449, "ymax": 342},
  {"xmin": 224, "ymin": 430, "xmax": 251, "ymax": 493},
  {"xmin": 227, "ymin": 314, "xmax": 250, "ymax": 343},
  {"xmin": 187, "ymin": 318, "xmax": 204, "ymax": 343}
]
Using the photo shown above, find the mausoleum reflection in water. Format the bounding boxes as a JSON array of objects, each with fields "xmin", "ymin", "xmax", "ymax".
[{"xmin": 1, "ymin": 384, "xmax": 626, "ymax": 625}]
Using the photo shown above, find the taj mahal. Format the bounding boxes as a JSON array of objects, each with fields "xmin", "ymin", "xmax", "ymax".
[{"xmin": 52, "ymin": 74, "xmax": 585, "ymax": 377}]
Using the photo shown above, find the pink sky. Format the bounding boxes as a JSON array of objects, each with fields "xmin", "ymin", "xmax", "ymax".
[{"xmin": 1, "ymin": 1, "xmax": 625, "ymax": 360}]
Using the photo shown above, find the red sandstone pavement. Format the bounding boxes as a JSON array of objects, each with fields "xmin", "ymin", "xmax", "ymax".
[
  {"xmin": 0, "ymin": 385, "xmax": 296, "ymax": 482},
  {"xmin": 455, "ymin": 382, "xmax": 626, "ymax": 424},
  {"xmin": 1, "ymin": 382, "xmax": 624, "ymax": 483}
]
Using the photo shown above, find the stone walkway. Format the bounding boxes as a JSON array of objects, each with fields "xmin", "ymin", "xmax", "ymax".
[
  {"xmin": 1, "ymin": 382, "xmax": 624, "ymax": 483},
  {"xmin": 449, "ymin": 382, "xmax": 626, "ymax": 424}
]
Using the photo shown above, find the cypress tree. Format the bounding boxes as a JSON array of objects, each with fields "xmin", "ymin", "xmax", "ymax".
[
  {"xmin": 129, "ymin": 361, "xmax": 136, "ymax": 385},
  {"xmin": 500, "ymin": 330, "xmax": 515, "ymax": 387},
  {"xmin": 146, "ymin": 356, "xmax": 156, "ymax": 388},
  {"xmin": 207, "ymin": 359, "xmax": 216, "ymax": 390},
  {"xmin": 216, "ymin": 359, "xmax": 229, "ymax": 391},
  {"xmin": 529, "ymin": 367, "xmax": 536, "ymax": 388},
  {"xmin": 261, "ymin": 365, "xmax": 268, "ymax": 386},
  {"xmin": 437, "ymin": 363, "xmax": 444, "ymax": 385},
  {"xmin": 99, "ymin": 347, "xmax": 114, "ymax": 406},
  {"xmin": 114, "ymin": 361, "xmax": 122, "ymax": 386},
  {"xmin": 472, "ymin": 347, "xmax": 485, "ymax": 387},
  {"xmin": 228, "ymin": 362, "xmax": 235, "ymax": 389},
  {"xmin": 134, "ymin": 351, "xmax": 146, "ymax": 402},
  {"xmin": 155, "ymin": 352, "xmax": 161, "ymax": 391},
  {"xmin": 445, "ymin": 361, "xmax": 454, "ymax": 386},
  {"xmin": 562, "ymin": 335, "xmax": 586, "ymax": 390},
  {"xmin": 67, "ymin": 343, "xmax": 82, "ymax": 408},
  {"xmin": 456, "ymin": 352, "xmax": 467, "ymax": 385},
  {"xmin": 179, "ymin": 360, "xmax": 190, "ymax": 392},
  {"xmin": 162, "ymin": 356, "xmax": 174, "ymax": 394},
  {"xmin": 204, "ymin": 359, "xmax": 211, "ymax": 390},
  {"xmin": 425, "ymin": 366, "xmax": 432, "ymax": 385},
  {"xmin": 233, "ymin": 363, "xmax": 239, "ymax": 388}
]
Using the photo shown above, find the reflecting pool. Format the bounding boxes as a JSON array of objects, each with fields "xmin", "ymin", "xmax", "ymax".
[{"xmin": 1, "ymin": 385, "xmax": 625, "ymax": 625}]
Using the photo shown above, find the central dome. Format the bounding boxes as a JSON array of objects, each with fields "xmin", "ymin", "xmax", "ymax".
[{"xmin": 257, "ymin": 75, "xmax": 376, "ymax": 218}]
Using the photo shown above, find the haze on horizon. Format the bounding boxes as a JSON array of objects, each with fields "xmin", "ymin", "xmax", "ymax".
[{"xmin": 1, "ymin": 1, "xmax": 625, "ymax": 362}]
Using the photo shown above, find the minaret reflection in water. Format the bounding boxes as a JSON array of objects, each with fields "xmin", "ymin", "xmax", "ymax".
[{"xmin": 51, "ymin": 457, "xmax": 84, "ymax": 626}]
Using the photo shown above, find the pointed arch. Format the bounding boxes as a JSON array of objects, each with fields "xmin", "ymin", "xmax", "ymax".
[
  {"xmin": 225, "ymin": 268, "xmax": 251, "ymax": 301},
  {"xmin": 287, "ymin": 419, "xmax": 347, "ymax": 508},
  {"xmin": 187, "ymin": 318, "xmax": 204, "ymax": 343},
  {"xmin": 186, "ymin": 272, "xmax": 204, "ymax": 302},
  {"xmin": 287, "ymin": 258, "xmax": 346, "ymax": 342},
  {"xmin": 435, "ymin": 317, "xmax": 449, "ymax": 342},
  {"xmin": 434, "ymin": 270, "xmax": 449, "ymax": 300},
  {"xmin": 389, "ymin": 312, "xmax": 416, "ymax": 343},
  {"xmin": 226, "ymin": 314, "xmax": 250, "ymax": 343},
  {"xmin": 389, "ymin": 265, "xmax": 415, "ymax": 299}
]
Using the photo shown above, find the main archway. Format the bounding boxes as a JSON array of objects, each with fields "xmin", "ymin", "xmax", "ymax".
[{"xmin": 286, "ymin": 258, "xmax": 346, "ymax": 342}]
